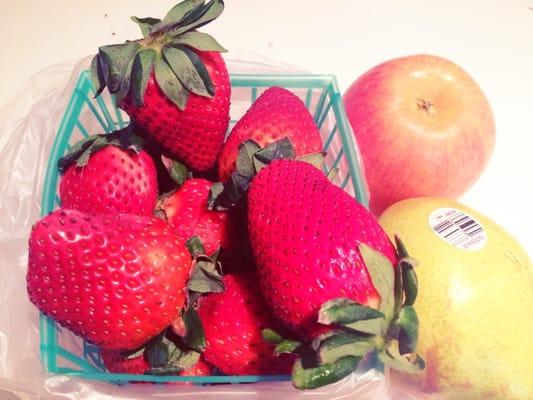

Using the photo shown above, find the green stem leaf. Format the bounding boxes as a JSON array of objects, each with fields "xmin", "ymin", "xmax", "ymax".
[
  {"xmin": 90, "ymin": 55, "xmax": 105, "ymax": 97},
  {"xmin": 326, "ymin": 168, "xmax": 339, "ymax": 183},
  {"xmin": 181, "ymin": 46, "xmax": 215, "ymax": 96},
  {"xmin": 343, "ymin": 318, "xmax": 384, "ymax": 336},
  {"xmin": 254, "ymin": 137, "xmax": 296, "ymax": 165},
  {"xmin": 394, "ymin": 235, "xmax": 410, "ymax": 259},
  {"xmin": 185, "ymin": 236, "xmax": 206, "ymax": 257},
  {"xmin": 161, "ymin": 0, "xmax": 204, "ymax": 26},
  {"xmin": 168, "ymin": 160, "xmax": 188, "ymax": 186},
  {"xmin": 130, "ymin": 16, "xmax": 161, "ymax": 37},
  {"xmin": 400, "ymin": 257, "xmax": 419, "ymax": 307},
  {"xmin": 171, "ymin": 0, "xmax": 224, "ymax": 35},
  {"xmin": 397, "ymin": 306, "xmax": 419, "ymax": 355},
  {"xmin": 130, "ymin": 48, "xmax": 156, "ymax": 107},
  {"xmin": 275, "ymin": 340, "xmax": 301, "ymax": 356},
  {"xmin": 262, "ymin": 328, "xmax": 283, "ymax": 344},
  {"xmin": 292, "ymin": 357, "xmax": 360, "ymax": 390},
  {"xmin": 296, "ymin": 152, "xmax": 326, "ymax": 169},
  {"xmin": 173, "ymin": 31, "xmax": 227, "ymax": 52},
  {"xmin": 318, "ymin": 298, "xmax": 384, "ymax": 325},
  {"xmin": 393, "ymin": 254, "xmax": 404, "ymax": 316},
  {"xmin": 187, "ymin": 257, "xmax": 225, "ymax": 294},
  {"xmin": 378, "ymin": 346, "xmax": 425, "ymax": 374},
  {"xmin": 183, "ymin": 307, "xmax": 205, "ymax": 351},
  {"xmin": 145, "ymin": 334, "xmax": 172, "ymax": 368},
  {"xmin": 359, "ymin": 244, "xmax": 395, "ymax": 319},
  {"xmin": 316, "ymin": 332, "xmax": 373, "ymax": 364},
  {"xmin": 163, "ymin": 46, "xmax": 213, "ymax": 98},
  {"xmin": 99, "ymin": 42, "xmax": 141, "ymax": 94},
  {"xmin": 154, "ymin": 55, "xmax": 188, "ymax": 110}
]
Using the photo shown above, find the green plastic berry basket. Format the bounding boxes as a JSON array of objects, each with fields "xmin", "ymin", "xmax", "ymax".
[{"xmin": 39, "ymin": 70, "xmax": 369, "ymax": 384}]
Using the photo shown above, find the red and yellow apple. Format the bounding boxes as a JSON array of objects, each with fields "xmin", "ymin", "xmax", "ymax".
[{"xmin": 343, "ymin": 55, "xmax": 495, "ymax": 216}]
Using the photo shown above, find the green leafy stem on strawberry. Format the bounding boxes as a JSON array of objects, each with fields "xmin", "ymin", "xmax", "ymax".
[
  {"xmin": 108, "ymin": 327, "xmax": 203, "ymax": 376},
  {"xmin": 91, "ymin": 0, "xmax": 226, "ymax": 110},
  {"xmin": 208, "ymin": 138, "xmax": 328, "ymax": 211},
  {"xmin": 170, "ymin": 236, "xmax": 225, "ymax": 350},
  {"xmin": 262, "ymin": 237, "xmax": 424, "ymax": 389},
  {"xmin": 57, "ymin": 124, "xmax": 144, "ymax": 174}
]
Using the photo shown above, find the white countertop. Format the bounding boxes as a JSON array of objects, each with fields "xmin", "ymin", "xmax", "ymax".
[{"xmin": 1, "ymin": 0, "xmax": 532, "ymax": 254}]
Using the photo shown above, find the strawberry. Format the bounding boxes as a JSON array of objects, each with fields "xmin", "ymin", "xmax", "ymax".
[
  {"xmin": 58, "ymin": 129, "xmax": 157, "ymax": 215},
  {"xmin": 179, "ymin": 358, "xmax": 212, "ymax": 376},
  {"xmin": 158, "ymin": 178, "xmax": 252, "ymax": 269},
  {"xmin": 26, "ymin": 209, "xmax": 191, "ymax": 351},
  {"xmin": 101, "ymin": 349, "xmax": 211, "ymax": 377},
  {"xmin": 247, "ymin": 159, "xmax": 397, "ymax": 338},
  {"xmin": 158, "ymin": 179, "xmax": 229, "ymax": 256},
  {"xmin": 101, "ymin": 350, "xmax": 150, "ymax": 374},
  {"xmin": 92, "ymin": 0, "xmax": 230, "ymax": 172},
  {"xmin": 217, "ymin": 86, "xmax": 323, "ymax": 182},
  {"xmin": 197, "ymin": 273, "xmax": 294, "ymax": 375}
]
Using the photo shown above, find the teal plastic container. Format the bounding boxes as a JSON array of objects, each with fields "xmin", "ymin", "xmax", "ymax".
[{"xmin": 40, "ymin": 70, "xmax": 369, "ymax": 384}]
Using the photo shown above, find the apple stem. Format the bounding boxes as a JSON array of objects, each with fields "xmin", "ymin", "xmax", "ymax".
[{"xmin": 416, "ymin": 98, "xmax": 434, "ymax": 114}]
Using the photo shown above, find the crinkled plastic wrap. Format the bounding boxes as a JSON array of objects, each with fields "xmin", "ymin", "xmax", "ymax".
[{"xmin": 0, "ymin": 53, "xmax": 388, "ymax": 399}]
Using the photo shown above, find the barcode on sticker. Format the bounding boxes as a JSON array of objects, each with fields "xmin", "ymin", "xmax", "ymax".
[{"xmin": 428, "ymin": 208, "xmax": 487, "ymax": 250}]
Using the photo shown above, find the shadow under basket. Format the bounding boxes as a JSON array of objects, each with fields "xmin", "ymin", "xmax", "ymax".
[{"xmin": 39, "ymin": 70, "xmax": 369, "ymax": 384}]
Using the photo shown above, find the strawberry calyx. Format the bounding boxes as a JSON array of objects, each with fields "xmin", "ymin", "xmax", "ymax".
[
  {"xmin": 167, "ymin": 159, "xmax": 190, "ymax": 187},
  {"xmin": 91, "ymin": 0, "xmax": 226, "ymax": 110},
  {"xmin": 185, "ymin": 236, "xmax": 225, "ymax": 305},
  {"xmin": 208, "ymin": 138, "xmax": 295, "ymax": 210},
  {"xmin": 101, "ymin": 328, "xmax": 201, "ymax": 375},
  {"xmin": 142, "ymin": 328, "xmax": 202, "ymax": 375},
  {"xmin": 170, "ymin": 236, "xmax": 224, "ymax": 352},
  {"xmin": 263, "ymin": 237, "xmax": 424, "ymax": 389},
  {"xmin": 209, "ymin": 138, "xmax": 325, "ymax": 211},
  {"xmin": 57, "ymin": 124, "xmax": 144, "ymax": 174}
]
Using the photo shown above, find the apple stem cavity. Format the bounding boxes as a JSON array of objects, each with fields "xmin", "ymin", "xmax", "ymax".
[{"xmin": 416, "ymin": 98, "xmax": 435, "ymax": 114}]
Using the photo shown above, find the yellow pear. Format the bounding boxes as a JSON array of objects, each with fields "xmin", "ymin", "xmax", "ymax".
[{"xmin": 379, "ymin": 197, "xmax": 533, "ymax": 400}]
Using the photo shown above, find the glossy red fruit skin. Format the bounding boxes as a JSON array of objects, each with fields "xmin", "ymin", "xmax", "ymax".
[
  {"xmin": 121, "ymin": 51, "xmax": 230, "ymax": 172},
  {"xmin": 218, "ymin": 86, "xmax": 323, "ymax": 182},
  {"xmin": 26, "ymin": 209, "xmax": 191, "ymax": 351},
  {"xmin": 197, "ymin": 273, "xmax": 294, "ymax": 375},
  {"xmin": 248, "ymin": 160, "xmax": 397, "ymax": 339},
  {"xmin": 160, "ymin": 179, "xmax": 228, "ymax": 256},
  {"xmin": 59, "ymin": 146, "xmax": 158, "ymax": 215},
  {"xmin": 160, "ymin": 179, "xmax": 252, "ymax": 268}
]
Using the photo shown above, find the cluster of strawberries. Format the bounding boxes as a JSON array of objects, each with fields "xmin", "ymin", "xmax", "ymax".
[{"xmin": 26, "ymin": 0, "xmax": 423, "ymax": 389}]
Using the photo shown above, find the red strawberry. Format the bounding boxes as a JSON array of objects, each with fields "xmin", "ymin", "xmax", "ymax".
[
  {"xmin": 92, "ymin": 0, "xmax": 230, "ymax": 172},
  {"xmin": 26, "ymin": 209, "xmax": 191, "ymax": 351},
  {"xmin": 247, "ymin": 159, "xmax": 397, "ymax": 338},
  {"xmin": 217, "ymin": 86, "xmax": 323, "ymax": 182},
  {"xmin": 158, "ymin": 179, "xmax": 229, "ymax": 256},
  {"xmin": 59, "ymin": 134, "xmax": 158, "ymax": 215},
  {"xmin": 101, "ymin": 350, "xmax": 212, "ymax": 377},
  {"xmin": 158, "ymin": 178, "xmax": 252, "ymax": 268},
  {"xmin": 179, "ymin": 358, "xmax": 212, "ymax": 376},
  {"xmin": 101, "ymin": 350, "xmax": 150, "ymax": 374},
  {"xmin": 122, "ymin": 55, "xmax": 230, "ymax": 172},
  {"xmin": 197, "ymin": 272, "xmax": 294, "ymax": 375}
]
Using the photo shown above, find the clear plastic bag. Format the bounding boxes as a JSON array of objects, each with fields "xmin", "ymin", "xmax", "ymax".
[{"xmin": 0, "ymin": 53, "xmax": 388, "ymax": 399}]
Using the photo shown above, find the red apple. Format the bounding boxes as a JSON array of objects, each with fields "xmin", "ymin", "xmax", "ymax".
[{"xmin": 343, "ymin": 55, "xmax": 495, "ymax": 216}]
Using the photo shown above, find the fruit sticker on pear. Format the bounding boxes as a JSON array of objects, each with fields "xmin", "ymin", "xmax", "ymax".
[{"xmin": 428, "ymin": 208, "xmax": 487, "ymax": 250}]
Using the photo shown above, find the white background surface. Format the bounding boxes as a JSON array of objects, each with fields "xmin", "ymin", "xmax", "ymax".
[{"xmin": 1, "ymin": 0, "xmax": 532, "ymax": 254}]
